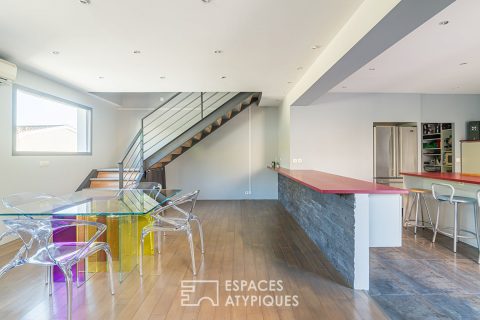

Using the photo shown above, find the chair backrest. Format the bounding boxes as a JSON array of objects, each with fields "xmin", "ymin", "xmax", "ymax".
[
  {"xmin": 2, "ymin": 219, "xmax": 106, "ymax": 266},
  {"xmin": 151, "ymin": 190, "xmax": 200, "ymax": 226},
  {"xmin": 431, "ymin": 183, "xmax": 455, "ymax": 203},
  {"xmin": 135, "ymin": 182, "xmax": 162, "ymax": 190},
  {"xmin": 171, "ymin": 190, "xmax": 199, "ymax": 215},
  {"xmin": 2, "ymin": 192, "xmax": 68, "ymax": 213}
]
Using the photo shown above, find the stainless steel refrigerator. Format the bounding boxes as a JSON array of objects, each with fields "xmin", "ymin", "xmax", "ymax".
[{"xmin": 374, "ymin": 125, "xmax": 418, "ymax": 187}]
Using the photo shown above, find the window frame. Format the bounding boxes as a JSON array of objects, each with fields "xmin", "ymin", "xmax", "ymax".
[{"xmin": 12, "ymin": 84, "xmax": 93, "ymax": 156}]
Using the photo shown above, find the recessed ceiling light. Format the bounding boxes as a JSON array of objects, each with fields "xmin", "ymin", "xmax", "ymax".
[
  {"xmin": 439, "ymin": 20, "xmax": 449, "ymax": 25},
  {"xmin": 51, "ymin": 51, "xmax": 60, "ymax": 55},
  {"xmin": 368, "ymin": 67, "xmax": 376, "ymax": 71},
  {"xmin": 133, "ymin": 50, "xmax": 141, "ymax": 54},
  {"xmin": 159, "ymin": 76, "xmax": 166, "ymax": 79},
  {"xmin": 202, "ymin": 0, "xmax": 211, "ymax": 3},
  {"xmin": 98, "ymin": 76, "xmax": 104, "ymax": 79},
  {"xmin": 311, "ymin": 45, "xmax": 321, "ymax": 50},
  {"xmin": 297, "ymin": 67, "xmax": 303, "ymax": 71},
  {"xmin": 287, "ymin": 81, "xmax": 293, "ymax": 84},
  {"xmin": 80, "ymin": 0, "xmax": 91, "ymax": 4},
  {"xmin": 342, "ymin": 86, "xmax": 347, "ymax": 89},
  {"xmin": 459, "ymin": 62, "xmax": 468, "ymax": 66},
  {"xmin": 213, "ymin": 50, "xmax": 223, "ymax": 54},
  {"xmin": 220, "ymin": 76, "xmax": 227, "ymax": 79}
]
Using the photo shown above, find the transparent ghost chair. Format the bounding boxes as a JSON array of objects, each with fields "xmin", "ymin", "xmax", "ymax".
[
  {"xmin": 1, "ymin": 192, "xmax": 70, "ymax": 285},
  {"xmin": 134, "ymin": 182, "xmax": 162, "ymax": 190},
  {"xmin": 139, "ymin": 190, "xmax": 204, "ymax": 276},
  {"xmin": 0, "ymin": 218, "xmax": 115, "ymax": 320}
]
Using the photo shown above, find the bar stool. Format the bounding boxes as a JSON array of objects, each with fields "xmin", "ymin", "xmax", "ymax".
[
  {"xmin": 404, "ymin": 188, "xmax": 434, "ymax": 234},
  {"xmin": 476, "ymin": 191, "xmax": 480, "ymax": 264},
  {"xmin": 431, "ymin": 183, "xmax": 479, "ymax": 255}
]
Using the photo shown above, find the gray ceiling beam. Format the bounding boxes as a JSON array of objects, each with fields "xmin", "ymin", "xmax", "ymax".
[{"xmin": 293, "ymin": 0, "xmax": 455, "ymax": 106}]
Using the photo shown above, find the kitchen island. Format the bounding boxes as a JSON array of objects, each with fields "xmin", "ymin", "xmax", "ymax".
[
  {"xmin": 402, "ymin": 172, "xmax": 480, "ymax": 250},
  {"xmin": 271, "ymin": 168, "xmax": 407, "ymax": 290}
]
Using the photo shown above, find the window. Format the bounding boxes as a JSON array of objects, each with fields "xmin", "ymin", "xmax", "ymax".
[{"xmin": 13, "ymin": 86, "xmax": 92, "ymax": 155}]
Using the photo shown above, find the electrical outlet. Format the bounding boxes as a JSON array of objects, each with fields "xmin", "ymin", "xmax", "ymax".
[
  {"xmin": 297, "ymin": 158, "xmax": 303, "ymax": 164},
  {"xmin": 292, "ymin": 159, "xmax": 298, "ymax": 163},
  {"xmin": 244, "ymin": 191, "xmax": 252, "ymax": 195},
  {"xmin": 39, "ymin": 160, "xmax": 50, "ymax": 167}
]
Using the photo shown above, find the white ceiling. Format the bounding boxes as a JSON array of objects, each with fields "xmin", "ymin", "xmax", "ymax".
[
  {"xmin": 331, "ymin": 0, "xmax": 480, "ymax": 94},
  {"xmin": 91, "ymin": 92, "xmax": 176, "ymax": 109},
  {"xmin": 0, "ymin": 0, "xmax": 363, "ymax": 107}
]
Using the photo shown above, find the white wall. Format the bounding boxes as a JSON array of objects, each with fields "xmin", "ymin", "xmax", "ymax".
[
  {"xmin": 117, "ymin": 109, "xmax": 147, "ymax": 157},
  {"xmin": 290, "ymin": 93, "xmax": 480, "ymax": 180},
  {"xmin": 276, "ymin": 0, "xmax": 401, "ymax": 167},
  {"xmin": 166, "ymin": 106, "xmax": 278, "ymax": 200},
  {"xmin": 0, "ymin": 69, "xmax": 119, "ymax": 243}
]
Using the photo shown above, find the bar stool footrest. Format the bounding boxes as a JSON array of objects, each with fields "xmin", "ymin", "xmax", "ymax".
[{"xmin": 435, "ymin": 227, "xmax": 478, "ymax": 240}]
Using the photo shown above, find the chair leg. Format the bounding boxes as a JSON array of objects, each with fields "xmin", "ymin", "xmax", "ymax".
[
  {"xmin": 45, "ymin": 267, "xmax": 49, "ymax": 285},
  {"xmin": 432, "ymin": 203, "xmax": 441, "ymax": 243},
  {"xmin": 103, "ymin": 246, "xmax": 115, "ymax": 295},
  {"xmin": 192, "ymin": 217, "xmax": 205, "ymax": 254},
  {"xmin": 453, "ymin": 202, "xmax": 458, "ymax": 253},
  {"xmin": 414, "ymin": 193, "xmax": 420, "ymax": 234},
  {"xmin": 0, "ymin": 259, "xmax": 21, "ymax": 279},
  {"xmin": 404, "ymin": 193, "xmax": 411, "ymax": 226},
  {"xmin": 406, "ymin": 193, "xmax": 414, "ymax": 227},
  {"xmin": 48, "ymin": 266, "xmax": 53, "ymax": 296},
  {"xmin": 140, "ymin": 232, "xmax": 146, "ymax": 276},
  {"xmin": 473, "ymin": 204, "xmax": 480, "ymax": 264},
  {"xmin": 61, "ymin": 267, "xmax": 73, "ymax": 320},
  {"xmin": 187, "ymin": 229, "xmax": 196, "ymax": 275},
  {"xmin": 421, "ymin": 194, "xmax": 434, "ymax": 230}
]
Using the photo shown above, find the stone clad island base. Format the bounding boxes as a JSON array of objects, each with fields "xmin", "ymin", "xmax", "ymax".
[{"xmin": 275, "ymin": 169, "xmax": 406, "ymax": 290}]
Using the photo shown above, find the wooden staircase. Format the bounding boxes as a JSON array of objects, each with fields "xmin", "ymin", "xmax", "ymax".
[
  {"xmin": 150, "ymin": 97, "xmax": 254, "ymax": 169},
  {"xmin": 77, "ymin": 92, "xmax": 261, "ymax": 190},
  {"xmin": 79, "ymin": 168, "xmax": 142, "ymax": 190}
]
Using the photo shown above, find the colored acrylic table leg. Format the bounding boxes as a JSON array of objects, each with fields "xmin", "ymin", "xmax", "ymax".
[
  {"xmin": 52, "ymin": 216, "xmax": 86, "ymax": 285},
  {"xmin": 53, "ymin": 214, "xmax": 155, "ymax": 283}
]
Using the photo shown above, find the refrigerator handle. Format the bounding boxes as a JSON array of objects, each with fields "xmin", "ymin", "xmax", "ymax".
[
  {"xmin": 398, "ymin": 128, "xmax": 403, "ymax": 176},
  {"xmin": 373, "ymin": 127, "xmax": 377, "ymax": 178},
  {"xmin": 391, "ymin": 127, "xmax": 396, "ymax": 177}
]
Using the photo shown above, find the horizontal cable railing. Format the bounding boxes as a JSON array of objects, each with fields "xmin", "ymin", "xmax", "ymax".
[
  {"xmin": 118, "ymin": 129, "xmax": 143, "ymax": 189},
  {"xmin": 117, "ymin": 92, "xmax": 240, "ymax": 188},
  {"xmin": 142, "ymin": 92, "xmax": 237, "ymax": 159}
]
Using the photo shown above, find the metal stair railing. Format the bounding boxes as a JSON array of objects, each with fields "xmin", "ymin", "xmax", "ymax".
[
  {"xmin": 142, "ymin": 92, "xmax": 237, "ymax": 159},
  {"xmin": 118, "ymin": 129, "xmax": 143, "ymax": 189},
  {"xmin": 118, "ymin": 91, "xmax": 239, "ymax": 188}
]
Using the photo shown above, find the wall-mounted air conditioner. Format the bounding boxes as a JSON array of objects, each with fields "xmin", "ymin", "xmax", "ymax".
[{"xmin": 0, "ymin": 58, "xmax": 17, "ymax": 84}]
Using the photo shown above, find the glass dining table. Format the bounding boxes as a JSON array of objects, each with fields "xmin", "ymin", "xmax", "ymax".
[{"xmin": 0, "ymin": 188, "xmax": 181, "ymax": 283}]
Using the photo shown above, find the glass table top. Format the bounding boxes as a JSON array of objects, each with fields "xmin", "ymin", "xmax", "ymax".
[{"xmin": 0, "ymin": 189, "xmax": 181, "ymax": 216}]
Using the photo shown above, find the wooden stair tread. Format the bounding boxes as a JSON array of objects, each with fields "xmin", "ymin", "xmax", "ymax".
[
  {"xmin": 144, "ymin": 92, "xmax": 260, "ymax": 170},
  {"xmin": 97, "ymin": 168, "xmax": 140, "ymax": 172},
  {"xmin": 90, "ymin": 180, "xmax": 120, "ymax": 188},
  {"xmin": 90, "ymin": 177, "xmax": 137, "ymax": 181}
]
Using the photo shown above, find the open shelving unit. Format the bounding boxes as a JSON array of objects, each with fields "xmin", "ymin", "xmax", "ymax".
[{"xmin": 422, "ymin": 123, "xmax": 454, "ymax": 173}]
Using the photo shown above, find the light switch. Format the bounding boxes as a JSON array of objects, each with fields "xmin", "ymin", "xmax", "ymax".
[{"xmin": 39, "ymin": 160, "xmax": 50, "ymax": 167}]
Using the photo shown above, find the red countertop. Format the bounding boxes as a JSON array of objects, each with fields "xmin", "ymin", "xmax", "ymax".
[
  {"xmin": 401, "ymin": 172, "xmax": 480, "ymax": 185},
  {"xmin": 271, "ymin": 167, "xmax": 408, "ymax": 195}
]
